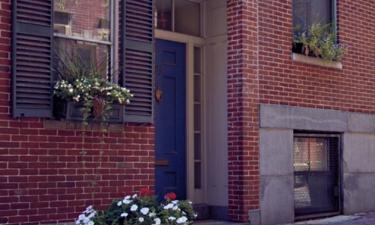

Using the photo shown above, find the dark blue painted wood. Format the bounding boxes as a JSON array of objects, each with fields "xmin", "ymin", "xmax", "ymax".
[{"xmin": 155, "ymin": 39, "xmax": 186, "ymax": 200}]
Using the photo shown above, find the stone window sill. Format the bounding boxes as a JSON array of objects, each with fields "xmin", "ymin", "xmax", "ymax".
[{"xmin": 292, "ymin": 53, "xmax": 342, "ymax": 70}]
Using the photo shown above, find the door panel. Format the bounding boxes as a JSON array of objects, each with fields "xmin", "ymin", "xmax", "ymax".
[{"xmin": 155, "ymin": 39, "xmax": 186, "ymax": 200}]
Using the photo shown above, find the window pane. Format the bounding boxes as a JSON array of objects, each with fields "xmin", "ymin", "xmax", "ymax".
[
  {"xmin": 194, "ymin": 104, "xmax": 201, "ymax": 131},
  {"xmin": 155, "ymin": 0, "xmax": 173, "ymax": 31},
  {"xmin": 53, "ymin": 38, "xmax": 110, "ymax": 81},
  {"xmin": 175, "ymin": 0, "xmax": 201, "ymax": 36},
  {"xmin": 293, "ymin": 137, "xmax": 329, "ymax": 172},
  {"xmin": 293, "ymin": 0, "xmax": 332, "ymax": 34},
  {"xmin": 54, "ymin": 0, "xmax": 111, "ymax": 42},
  {"xmin": 194, "ymin": 47, "xmax": 201, "ymax": 74},
  {"xmin": 194, "ymin": 133, "xmax": 201, "ymax": 160},
  {"xmin": 194, "ymin": 75, "xmax": 201, "ymax": 102},
  {"xmin": 194, "ymin": 162, "xmax": 202, "ymax": 189}
]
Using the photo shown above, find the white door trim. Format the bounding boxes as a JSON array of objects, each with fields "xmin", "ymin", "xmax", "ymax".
[{"xmin": 155, "ymin": 28, "xmax": 206, "ymax": 203}]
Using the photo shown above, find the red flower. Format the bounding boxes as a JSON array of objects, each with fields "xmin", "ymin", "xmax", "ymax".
[
  {"xmin": 164, "ymin": 192, "xmax": 177, "ymax": 200},
  {"xmin": 140, "ymin": 187, "xmax": 151, "ymax": 196}
]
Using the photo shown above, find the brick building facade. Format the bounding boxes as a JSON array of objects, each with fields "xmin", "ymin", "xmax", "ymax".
[{"xmin": 1, "ymin": 0, "xmax": 375, "ymax": 225}]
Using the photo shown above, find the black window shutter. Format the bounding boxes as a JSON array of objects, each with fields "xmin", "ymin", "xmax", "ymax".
[
  {"xmin": 12, "ymin": 0, "xmax": 53, "ymax": 118},
  {"xmin": 121, "ymin": 0, "xmax": 154, "ymax": 123}
]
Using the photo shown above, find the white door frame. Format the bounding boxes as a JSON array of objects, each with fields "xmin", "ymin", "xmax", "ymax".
[{"xmin": 155, "ymin": 28, "xmax": 206, "ymax": 203}]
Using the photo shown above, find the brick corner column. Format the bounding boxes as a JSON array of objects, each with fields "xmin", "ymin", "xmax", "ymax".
[{"xmin": 227, "ymin": 0, "xmax": 260, "ymax": 222}]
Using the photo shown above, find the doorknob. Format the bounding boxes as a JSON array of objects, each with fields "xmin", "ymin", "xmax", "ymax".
[{"xmin": 155, "ymin": 86, "xmax": 162, "ymax": 103}]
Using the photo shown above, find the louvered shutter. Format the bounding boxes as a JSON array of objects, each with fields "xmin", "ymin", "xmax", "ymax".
[
  {"xmin": 12, "ymin": 0, "xmax": 53, "ymax": 118},
  {"xmin": 121, "ymin": 0, "xmax": 154, "ymax": 123}
]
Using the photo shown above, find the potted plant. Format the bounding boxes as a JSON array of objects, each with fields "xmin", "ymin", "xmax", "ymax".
[
  {"xmin": 55, "ymin": 0, "xmax": 77, "ymax": 10},
  {"xmin": 293, "ymin": 23, "xmax": 349, "ymax": 62},
  {"xmin": 75, "ymin": 188, "xmax": 197, "ymax": 225},
  {"xmin": 53, "ymin": 44, "xmax": 132, "ymax": 123}
]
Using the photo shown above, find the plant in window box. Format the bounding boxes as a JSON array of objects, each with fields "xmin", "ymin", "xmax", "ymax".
[
  {"xmin": 55, "ymin": 0, "xmax": 77, "ymax": 10},
  {"xmin": 293, "ymin": 23, "xmax": 349, "ymax": 62},
  {"xmin": 53, "ymin": 47, "xmax": 132, "ymax": 123}
]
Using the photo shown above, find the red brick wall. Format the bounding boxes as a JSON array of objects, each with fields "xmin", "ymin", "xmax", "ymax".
[
  {"xmin": 0, "ymin": 1, "xmax": 155, "ymax": 224},
  {"xmin": 227, "ymin": 0, "xmax": 260, "ymax": 222},
  {"xmin": 258, "ymin": 0, "xmax": 375, "ymax": 113},
  {"xmin": 227, "ymin": 0, "xmax": 375, "ymax": 222}
]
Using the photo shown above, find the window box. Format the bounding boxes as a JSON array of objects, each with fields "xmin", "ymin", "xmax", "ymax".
[
  {"xmin": 54, "ymin": 100, "xmax": 124, "ymax": 123},
  {"xmin": 292, "ymin": 53, "xmax": 342, "ymax": 69}
]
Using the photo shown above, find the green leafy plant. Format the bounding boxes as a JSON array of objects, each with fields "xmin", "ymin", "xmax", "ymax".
[
  {"xmin": 293, "ymin": 23, "xmax": 349, "ymax": 62},
  {"xmin": 103, "ymin": 0, "xmax": 110, "ymax": 8},
  {"xmin": 56, "ymin": 0, "xmax": 77, "ymax": 10},
  {"xmin": 53, "ymin": 45, "xmax": 132, "ymax": 122},
  {"xmin": 75, "ymin": 188, "xmax": 197, "ymax": 225}
]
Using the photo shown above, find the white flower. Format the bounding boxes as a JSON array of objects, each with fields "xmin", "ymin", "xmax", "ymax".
[
  {"xmin": 78, "ymin": 214, "xmax": 85, "ymax": 220},
  {"xmin": 88, "ymin": 212, "xmax": 96, "ymax": 218},
  {"xmin": 130, "ymin": 204, "xmax": 138, "ymax": 211},
  {"xmin": 163, "ymin": 203, "xmax": 173, "ymax": 209},
  {"xmin": 154, "ymin": 218, "xmax": 161, "ymax": 225},
  {"xmin": 139, "ymin": 217, "xmax": 144, "ymax": 222},
  {"xmin": 149, "ymin": 212, "xmax": 156, "ymax": 217},
  {"xmin": 172, "ymin": 206, "xmax": 178, "ymax": 210},
  {"xmin": 177, "ymin": 216, "xmax": 188, "ymax": 224},
  {"xmin": 140, "ymin": 207, "xmax": 149, "ymax": 215},
  {"xmin": 172, "ymin": 200, "xmax": 179, "ymax": 204},
  {"xmin": 117, "ymin": 201, "xmax": 122, "ymax": 206},
  {"xmin": 169, "ymin": 216, "xmax": 176, "ymax": 221},
  {"xmin": 69, "ymin": 88, "xmax": 73, "ymax": 93},
  {"xmin": 120, "ymin": 212, "xmax": 128, "ymax": 217},
  {"xmin": 122, "ymin": 199, "xmax": 132, "ymax": 204},
  {"xmin": 88, "ymin": 222, "xmax": 94, "ymax": 225},
  {"xmin": 132, "ymin": 194, "xmax": 137, "ymax": 198},
  {"xmin": 83, "ymin": 217, "xmax": 89, "ymax": 223}
]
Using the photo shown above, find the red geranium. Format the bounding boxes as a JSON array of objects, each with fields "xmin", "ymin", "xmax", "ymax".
[
  {"xmin": 164, "ymin": 192, "xmax": 177, "ymax": 200},
  {"xmin": 140, "ymin": 187, "xmax": 151, "ymax": 196}
]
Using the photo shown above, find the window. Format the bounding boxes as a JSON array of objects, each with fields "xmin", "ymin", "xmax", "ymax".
[
  {"xmin": 155, "ymin": 0, "xmax": 201, "ymax": 37},
  {"xmin": 53, "ymin": 0, "xmax": 114, "ymax": 80},
  {"xmin": 12, "ymin": 0, "xmax": 154, "ymax": 123},
  {"xmin": 292, "ymin": 0, "xmax": 334, "ymax": 35},
  {"xmin": 293, "ymin": 134, "xmax": 340, "ymax": 217}
]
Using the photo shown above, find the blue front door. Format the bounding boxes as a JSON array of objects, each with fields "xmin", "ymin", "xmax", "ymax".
[{"xmin": 155, "ymin": 39, "xmax": 186, "ymax": 200}]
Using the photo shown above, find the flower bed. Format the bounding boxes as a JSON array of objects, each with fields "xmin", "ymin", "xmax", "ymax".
[{"xmin": 76, "ymin": 188, "xmax": 197, "ymax": 225}]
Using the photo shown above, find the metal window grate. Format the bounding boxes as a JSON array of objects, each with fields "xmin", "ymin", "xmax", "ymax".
[{"xmin": 293, "ymin": 134, "xmax": 340, "ymax": 218}]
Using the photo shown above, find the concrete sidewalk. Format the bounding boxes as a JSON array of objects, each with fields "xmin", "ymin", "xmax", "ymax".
[
  {"xmin": 286, "ymin": 213, "xmax": 375, "ymax": 225},
  {"xmin": 193, "ymin": 212, "xmax": 375, "ymax": 225}
]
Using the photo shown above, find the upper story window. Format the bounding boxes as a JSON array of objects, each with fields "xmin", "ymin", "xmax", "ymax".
[
  {"xmin": 53, "ymin": 0, "xmax": 114, "ymax": 80},
  {"xmin": 155, "ymin": 0, "xmax": 201, "ymax": 37},
  {"xmin": 54, "ymin": 0, "xmax": 112, "ymax": 42},
  {"xmin": 292, "ymin": 0, "xmax": 333, "ymax": 35},
  {"xmin": 12, "ymin": 0, "xmax": 154, "ymax": 122},
  {"xmin": 291, "ymin": 0, "xmax": 347, "ymax": 64}
]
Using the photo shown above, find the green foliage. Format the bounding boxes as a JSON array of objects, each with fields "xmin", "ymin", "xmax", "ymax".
[
  {"xmin": 55, "ymin": 0, "xmax": 77, "ymax": 10},
  {"xmin": 53, "ymin": 44, "xmax": 132, "ymax": 122},
  {"xmin": 76, "ymin": 189, "xmax": 197, "ymax": 225},
  {"xmin": 293, "ymin": 23, "xmax": 349, "ymax": 62}
]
